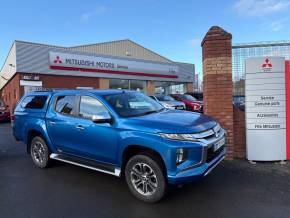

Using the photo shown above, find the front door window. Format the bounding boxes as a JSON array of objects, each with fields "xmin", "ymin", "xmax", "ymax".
[{"xmin": 79, "ymin": 96, "xmax": 108, "ymax": 119}]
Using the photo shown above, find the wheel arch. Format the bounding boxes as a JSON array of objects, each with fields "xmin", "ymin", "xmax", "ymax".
[
  {"xmin": 121, "ymin": 145, "xmax": 167, "ymax": 177},
  {"xmin": 26, "ymin": 129, "xmax": 45, "ymax": 154},
  {"xmin": 26, "ymin": 127, "xmax": 54, "ymax": 154}
]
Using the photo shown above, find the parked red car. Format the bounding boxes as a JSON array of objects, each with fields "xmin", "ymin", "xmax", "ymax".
[
  {"xmin": 170, "ymin": 94, "xmax": 203, "ymax": 113},
  {"xmin": 0, "ymin": 100, "xmax": 10, "ymax": 122}
]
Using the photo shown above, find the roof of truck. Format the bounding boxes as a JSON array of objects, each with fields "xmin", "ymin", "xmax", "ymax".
[{"xmin": 34, "ymin": 89, "xmax": 135, "ymax": 96}]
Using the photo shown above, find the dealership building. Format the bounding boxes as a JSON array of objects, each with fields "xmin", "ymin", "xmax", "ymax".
[{"xmin": 0, "ymin": 39, "xmax": 195, "ymax": 112}]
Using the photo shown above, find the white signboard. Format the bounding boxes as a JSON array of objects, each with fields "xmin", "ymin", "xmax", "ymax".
[
  {"xmin": 245, "ymin": 57, "xmax": 286, "ymax": 161},
  {"xmin": 20, "ymin": 80, "xmax": 43, "ymax": 87},
  {"xmin": 49, "ymin": 52, "xmax": 179, "ymax": 78}
]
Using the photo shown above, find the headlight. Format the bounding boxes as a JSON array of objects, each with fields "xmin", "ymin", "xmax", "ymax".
[
  {"xmin": 176, "ymin": 148, "xmax": 187, "ymax": 164},
  {"xmin": 159, "ymin": 133, "xmax": 198, "ymax": 142}
]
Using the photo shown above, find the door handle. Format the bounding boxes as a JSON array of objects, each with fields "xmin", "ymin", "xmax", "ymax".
[
  {"xmin": 76, "ymin": 125, "xmax": 85, "ymax": 130},
  {"xmin": 49, "ymin": 121, "xmax": 56, "ymax": 125}
]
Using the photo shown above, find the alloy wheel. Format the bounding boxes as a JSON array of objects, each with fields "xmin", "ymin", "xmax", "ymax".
[
  {"xmin": 130, "ymin": 162, "xmax": 158, "ymax": 196},
  {"xmin": 32, "ymin": 141, "xmax": 46, "ymax": 164}
]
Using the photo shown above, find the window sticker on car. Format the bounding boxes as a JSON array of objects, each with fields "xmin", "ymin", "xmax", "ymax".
[{"xmin": 129, "ymin": 101, "xmax": 151, "ymax": 108}]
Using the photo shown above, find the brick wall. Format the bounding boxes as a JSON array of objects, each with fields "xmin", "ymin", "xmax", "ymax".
[
  {"xmin": 40, "ymin": 74, "xmax": 101, "ymax": 89},
  {"xmin": 202, "ymin": 26, "xmax": 234, "ymax": 159},
  {"xmin": 0, "ymin": 74, "xmax": 23, "ymax": 114},
  {"xmin": 233, "ymin": 107, "xmax": 246, "ymax": 158}
]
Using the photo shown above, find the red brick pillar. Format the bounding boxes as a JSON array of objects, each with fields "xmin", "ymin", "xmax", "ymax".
[{"xmin": 201, "ymin": 26, "xmax": 234, "ymax": 159}]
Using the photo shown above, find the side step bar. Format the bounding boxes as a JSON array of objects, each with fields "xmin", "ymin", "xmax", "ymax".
[{"xmin": 50, "ymin": 153, "xmax": 121, "ymax": 177}]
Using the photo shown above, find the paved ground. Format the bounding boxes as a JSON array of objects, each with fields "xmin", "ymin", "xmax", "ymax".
[{"xmin": 0, "ymin": 122, "xmax": 290, "ymax": 218}]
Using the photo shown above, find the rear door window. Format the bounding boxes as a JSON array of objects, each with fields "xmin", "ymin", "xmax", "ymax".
[
  {"xmin": 21, "ymin": 95, "xmax": 48, "ymax": 109},
  {"xmin": 55, "ymin": 95, "xmax": 76, "ymax": 115}
]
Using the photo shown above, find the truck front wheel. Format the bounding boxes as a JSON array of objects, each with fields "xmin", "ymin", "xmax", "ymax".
[
  {"xmin": 30, "ymin": 136, "xmax": 51, "ymax": 168},
  {"xmin": 125, "ymin": 153, "xmax": 167, "ymax": 203}
]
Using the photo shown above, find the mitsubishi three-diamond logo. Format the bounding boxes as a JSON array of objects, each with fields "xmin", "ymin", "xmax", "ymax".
[
  {"xmin": 261, "ymin": 58, "xmax": 272, "ymax": 72},
  {"xmin": 54, "ymin": 56, "xmax": 62, "ymax": 64},
  {"xmin": 213, "ymin": 128, "xmax": 219, "ymax": 138}
]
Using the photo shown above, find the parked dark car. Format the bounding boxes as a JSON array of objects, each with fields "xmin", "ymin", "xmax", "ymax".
[
  {"xmin": 170, "ymin": 94, "xmax": 203, "ymax": 113},
  {"xmin": 0, "ymin": 100, "xmax": 10, "ymax": 122}
]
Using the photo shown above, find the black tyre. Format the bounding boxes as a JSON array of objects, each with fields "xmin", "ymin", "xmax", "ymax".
[
  {"xmin": 125, "ymin": 152, "xmax": 167, "ymax": 203},
  {"xmin": 30, "ymin": 136, "xmax": 51, "ymax": 168}
]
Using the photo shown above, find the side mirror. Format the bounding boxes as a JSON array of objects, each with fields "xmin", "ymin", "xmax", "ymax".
[{"xmin": 92, "ymin": 111, "xmax": 112, "ymax": 124}]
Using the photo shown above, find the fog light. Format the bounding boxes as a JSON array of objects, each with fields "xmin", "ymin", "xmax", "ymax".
[{"xmin": 176, "ymin": 148, "xmax": 187, "ymax": 164}]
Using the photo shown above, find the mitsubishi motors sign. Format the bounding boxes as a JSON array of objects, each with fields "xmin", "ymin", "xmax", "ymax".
[
  {"xmin": 49, "ymin": 51, "xmax": 179, "ymax": 79},
  {"xmin": 245, "ymin": 57, "xmax": 289, "ymax": 161}
]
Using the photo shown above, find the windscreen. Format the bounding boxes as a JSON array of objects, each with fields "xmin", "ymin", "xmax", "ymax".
[
  {"xmin": 103, "ymin": 92, "xmax": 164, "ymax": 117},
  {"xmin": 156, "ymin": 95, "xmax": 175, "ymax": 101}
]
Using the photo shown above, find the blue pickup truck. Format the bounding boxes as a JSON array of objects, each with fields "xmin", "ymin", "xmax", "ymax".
[{"xmin": 13, "ymin": 89, "xmax": 226, "ymax": 203}]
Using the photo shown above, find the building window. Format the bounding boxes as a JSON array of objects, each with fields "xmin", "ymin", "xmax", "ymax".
[
  {"xmin": 109, "ymin": 79, "xmax": 129, "ymax": 90},
  {"xmin": 129, "ymin": 80, "xmax": 146, "ymax": 93},
  {"xmin": 155, "ymin": 82, "xmax": 186, "ymax": 94},
  {"xmin": 14, "ymin": 89, "xmax": 16, "ymax": 99},
  {"xmin": 109, "ymin": 79, "xmax": 146, "ymax": 93}
]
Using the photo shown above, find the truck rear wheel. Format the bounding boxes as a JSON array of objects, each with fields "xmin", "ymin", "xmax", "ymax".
[
  {"xmin": 30, "ymin": 136, "xmax": 51, "ymax": 168},
  {"xmin": 125, "ymin": 153, "xmax": 167, "ymax": 203}
]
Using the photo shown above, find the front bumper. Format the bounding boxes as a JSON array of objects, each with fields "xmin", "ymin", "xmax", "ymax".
[
  {"xmin": 165, "ymin": 126, "xmax": 226, "ymax": 185},
  {"xmin": 167, "ymin": 147, "xmax": 226, "ymax": 185}
]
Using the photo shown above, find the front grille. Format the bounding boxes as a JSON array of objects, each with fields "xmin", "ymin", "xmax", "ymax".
[
  {"xmin": 191, "ymin": 124, "xmax": 225, "ymax": 163},
  {"xmin": 194, "ymin": 124, "xmax": 221, "ymax": 140},
  {"xmin": 206, "ymin": 146, "xmax": 224, "ymax": 162}
]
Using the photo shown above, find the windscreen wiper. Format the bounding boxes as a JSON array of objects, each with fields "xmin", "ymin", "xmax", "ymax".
[{"xmin": 139, "ymin": 110, "xmax": 159, "ymax": 116}]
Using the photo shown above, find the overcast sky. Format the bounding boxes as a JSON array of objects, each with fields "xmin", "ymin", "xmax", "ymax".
[{"xmin": 1, "ymin": 0, "xmax": 290, "ymax": 74}]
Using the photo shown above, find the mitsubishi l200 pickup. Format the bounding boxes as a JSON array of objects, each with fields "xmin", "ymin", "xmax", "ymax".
[{"xmin": 13, "ymin": 89, "xmax": 226, "ymax": 203}]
